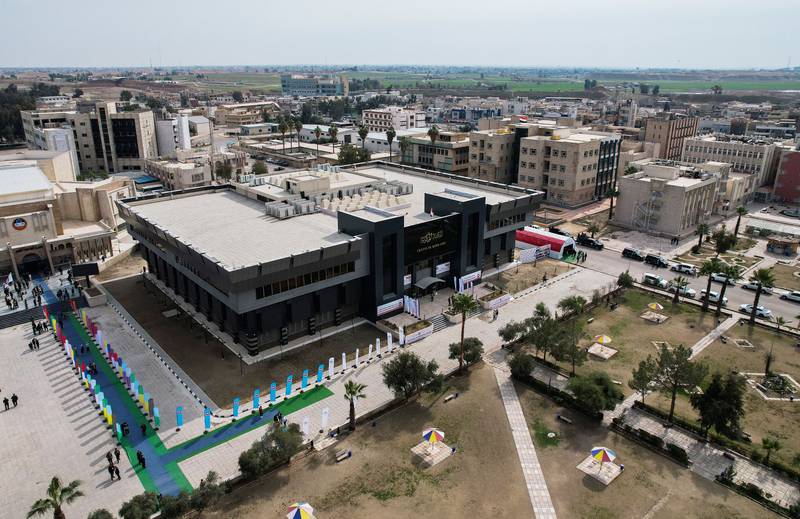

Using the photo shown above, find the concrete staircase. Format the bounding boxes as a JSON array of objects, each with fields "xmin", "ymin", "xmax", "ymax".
[{"xmin": 429, "ymin": 314, "xmax": 450, "ymax": 333}]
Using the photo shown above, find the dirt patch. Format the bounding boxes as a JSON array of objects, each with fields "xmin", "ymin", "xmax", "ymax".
[
  {"xmin": 516, "ymin": 383, "xmax": 780, "ymax": 519},
  {"xmin": 770, "ymin": 263, "xmax": 800, "ymax": 291},
  {"xmin": 94, "ymin": 250, "xmax": 147, "ymax": 282},
  {"xmin": 202, "ymin": 363, "xmax": 532, "ymax": 519},
  {"xmin": 102, "ymin": 275, "xmax": 386, "ymax": 406},
  {"xmin": 494, "ymin": 258, "xmax": 573, "ymax": 294}
]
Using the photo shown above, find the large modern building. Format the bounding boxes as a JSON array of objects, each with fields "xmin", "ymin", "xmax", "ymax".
[
  {"xmin": 280, "ymin": 74, "xmax": 348, "ymax": 97},
  {"xmin": 214, "ymin": 102, "xmax": 280, "ymax": 126},
  {"xmin": 20, "ymin": 103, "xmax": 157, "ymax": 174},
  {"xmin": 643, "ymin": 114, "xmax": 699, "ymax": 161},
  {"xmin": 362, "ymin": 106, "xmax": 426, "ymax": 132},
  {"xmin": 682, "ymin": 134, "xmax": 782, "ymax": 187},
  {"xmin": 117, "ymin": 164, "xmax": 542, "ymax": 354}
]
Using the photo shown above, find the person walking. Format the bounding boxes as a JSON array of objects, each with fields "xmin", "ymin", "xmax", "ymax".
[
  {"xmin": 113, "ymin": 465, "xmax": 121, "ymax": 481},
  {"xmin": 106, "ymin": 451, "xmax": 113, "ymax": 465},
  {"xmin": 3, "ymin": 397, "xmax": 9, "ymax": 411},
  {"xmin": 10, "ymin": 394, "xmax": 18, "ymax": 407},
  {"xmin": 114, "ymin": 447, "xmax": 121, "ymax": 464},
  {"xmin": 140, "ymin": 423, "xmax": 147, "ymax": 437},
  {"xmin": 107, "ymin": 463, "xmax": 115, "ymax": 482}
]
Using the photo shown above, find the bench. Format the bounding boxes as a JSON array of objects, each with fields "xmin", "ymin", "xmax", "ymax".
[
  {"xmin": 556, "ymin": 414, "xmax": 573, "ymax": 424},
  {"xmin": 444, "ymin": 392, "xmax": 459, "ymax": 403},
  {"xmin": 336, "ymin": 449, "xmax": 352, "ymax": 462}
]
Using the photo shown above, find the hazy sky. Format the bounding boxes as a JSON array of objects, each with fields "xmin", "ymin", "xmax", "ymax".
[{"xmin": 2, "ymin": 0, "xmax": 798, "ymax": 69}]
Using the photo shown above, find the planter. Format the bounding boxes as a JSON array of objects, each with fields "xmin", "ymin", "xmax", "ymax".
[
  {"xmin": 444, "ymin": 311, "xmax": 463, "ymax": 324},
  {"xmin": 404, "ymin": 321, "xmax": 434, "ymax": 344},
  {"xmin": 480, "ymin": 291, "xmax": 512, "ymax": 310},
  {"xmin": 84, "ymin": 287, "xmax": 107, "ymax": 307}
]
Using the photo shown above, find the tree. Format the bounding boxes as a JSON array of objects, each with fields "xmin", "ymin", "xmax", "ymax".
[
  {"xmin": 87, "ymin": 510, "xmax": 113, "ymax": 519},
  {"xmin": 293, "ymin": 119, "xmax": 303, "ymax": 151},
  {"xmin": 72, "ymin": 88, "xmax": 83, "ymax": 98},
  {"xmin": 556, "ymin": 295, "xmax": 587, "ymax": 375},
  {"xmin": 652, "ymin": 85, "xmax": 660, "ymax": 95},
  {"xmin": 586, "ymin": 222, "xmax": 601, "ymax": 238},
  {"xmin": 313, "ymin": 126, "xmax": 322, "ymax": 156},
  {"xmin": 748, "ymin": 268, "xmax": 775, "ymax": 324},
  {"xmin": 337, "ymin": 143, "xmax": 370, "ymax": 165},
  {"xmin": 215, "ymin": 161, "xmax": 233, "ymax": 181},
  {"xmin": 639, "ymin": 84, "xmax": 650, "ymax": 94},
  {"xmin": 118, "ymin": 492, "xmax": 160, "ymax": 519},
  {"xmin": 343, "ymin": 380, "xmax": 367, "ymax": 430},
  {"xmin": 119, "ymin": 90, "xmax": 133, "ymax": 102},
  {"xmin": 328, "ymin": 125, "xmax": 338, "ymax": 155},
  {"xmin": 238, "ymin": 423, "xmax": 303, "ymax": 480},
  {"xmin": 699, "ymin": 257, "xmax": 725, "ymax": 312},
  {"xmin": 386, "ymin": 126, "xmax": 396, "ymax": 163},
  {"xmin": 567, "ymin": 371, "xmax": 623, "ymax": 415},
  {"xmin": 427, "ymin": 126, "xmax": 440, "ymax": 154},
  {"xmin": 712, "ymin": 228, "xmax": 736, "ymax": 255},
  {"xmin": 189, "ymin": 471, "xmax": 224, "ymax": 512},
  {"xmin": 27, "ymin": 477, "xmax": 83, "ymax": 519},
  {"xmin": 251, "ymin": 160, "xmax": 267, "ymax": 175},
  {"xmin": 715, "ymin": 265, "xmax": 741, "ymax": 316},
  {"xmin": 231, "ymin": 91, "xmax": 244, "ymax": 102},
  {"xmin": 734, "ymin": 206, "xmax": 748, "ymax": 241},
  {"xmin": 651, "ymin": 344, "xmax": 707, "ymax": 423},
  {"xmin": 691, "ymin": 372, "xmax": 746, "ymax": 436},
  {"xmin": 696, "ymin": 222, "xmax": 710, "ymax": 249},
  {"xmin": 452, "ymin": 293, "xmax": 480, "ymax": 372},
  {"xmin": 278, "ymin": 118, "xmax": 289, "ymax": 154},
  {"xmin": 499, "ymin": 303, "xmax": 557, "ymax": 362},
  {"xmin": 508, "ymin": 351, "xmax": 536, "ymax": 379},
  {"xmin": 762, "ymin": 436, "xmax": 782, "ymax": 463},
  {"xmin": 624, "ymin": 165, "xmax": 638, "ymax": 175},
  {"xmin": 398, "ymin": 136, "xmax": 411, "ymax": 164},
  {"xmin": 449, "ymin": 337, "xmax": 484, "ymax": 369},
  {"xmin": 358, "ymin": 125, "xmax": 369, "ymax": 150},
  {"xmin": 671, "ymin": 275, "xmax": 689, "ymax": 304},
  {"xmin": 711, "ymin": 85, "xmax": 723, "ymax": 95},
  {"xmin": 629, "ymin": 357, "xmax": 656, "ymax": 402},
  {"xmin": 617, "ymin": 270, "xmax": 634, "ymax": 289},
  {"xmin": 764, "ymin": 345, "xmax": 775, "ymax": 378},
  {"xmin": 381, "ymin": 351, "xmax": 439, "ymax": 400},
  {"xmin": 606, "ymin": 187, "xmax": 619, "ymax": 220},
  {"xmin": 159, "ymin": 492, "xmax": 190, "ymax": 519}
]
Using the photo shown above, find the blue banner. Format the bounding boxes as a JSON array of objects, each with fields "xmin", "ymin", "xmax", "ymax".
[
  {"xmin": 317, "ymin": 364, "xmax": 324, "ymax": 383},
  {"xmin": 270, "ymin": 382, "xmax": 276, "ymax": 402},
  {"xmin": 233, "ymin": 397, "xmax": 240, "ymax": 419},
  {"xmin": 176, "ymin": 406, "xmax": 184, "ymax": 428},
  {"xmin": 301, "ymin": 369, "xmax": 308, "ymax": 389},
  {"xmin": 285, "ymin": 375, "xmax": 293, "ymax": 397},
  {"xmin": 203, "ymin": 407, "xmax": 211, "ymax": 430},
  {"xmin": 253, "ymin": 389, "xmax": 260, "ymax": 410}
]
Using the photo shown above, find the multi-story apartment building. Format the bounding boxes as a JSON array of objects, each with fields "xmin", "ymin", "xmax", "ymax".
[
  {"xmin": 214, "ymin": 101, "xmax": 280, "ymax": 126},
  {"xmin": 516, "ymin": 129, "xmax": 621, "ymax": 206},
  {"xmin": 362, "ymin": 106, "xmax": 426, "ymax": 132},
  {"xmin": 682, "ymin": 134, "xmax": 781, "ymax": 188},
  {"xmin": 643, "ymin": 114, "xmax": 699, "ymax": 161},
  {"xmin": 468, "ymin": 127, "xmax": 518, "ymax": 183},
  {"xmin": 20, "ymin": 103, "xmax": 157, "ymax": 174},
  {"xmin": 405, "ymin": 131, "xmax": 470, "ymax": 175},
  {"xmin": 772, "ymin": 148, "xmax": 800, "ymax": 204},
  {"xmin": 144, "ymin": 158, "xmax": 210, "ymax": 191},
  {"xmin": 280, "ymin": 74, "xmax": 349, "ymax": 97}
]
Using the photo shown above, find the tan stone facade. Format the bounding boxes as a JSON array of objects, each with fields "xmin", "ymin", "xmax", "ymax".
[
  {"xmin": 405, "ymin": 131, "xmax": 470, "ymax": 175},
  {"xmin": 643, "ymin": 115, "xmax": 699, "ymax": 161}
]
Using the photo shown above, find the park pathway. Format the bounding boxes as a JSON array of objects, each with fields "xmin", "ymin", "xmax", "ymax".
[{"xmin": 491, "ymin": 350, "xmax": 558, "ymax": 519}]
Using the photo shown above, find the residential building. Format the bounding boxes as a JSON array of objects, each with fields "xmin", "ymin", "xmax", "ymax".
[
  {"xmin": 214, "ymin": 101, "xmax": 281, "ymax": 126},
  {"xmin": 405, "ymin": 131, "xmax": 470, "ymax": 175},
  {"xmin": 117, "ymin": 163, "xmax": 541, "ymax": 354},
  {"xmin": 20, "ymin": 103, "xmax": 157, "ymax": 174},
  {"xmin": 468, "ymin": 127, "xmax": 519, "ymax": 183},
  {"xmin": 144, "ymin": 157, "xmax": 211, "ymax": 191},
  {"xmin": 772, "ymin": 148, "xmax": 800, "ymax": 204},
  {"xmin": 240, "ymin": 122, "xmax": 280, "ymax": 136},
  {"xmin": 280, "ymin": 74, "xmax": 349, "ymax": 97},
  {"xmin": 362, "ymin": 106, "xmax": 426, "ymax": 132},
  {"xmin": 155, "ymin": 114, "xmax": 192, "ymax": 157},
  {"xmin": 617, "ymin": 141, "xmax": 660, "ymax": 178},
  {"xmin": 613, "ymin": 160, "xmax": 719, "ymax": 238},
  {"xmin": 682, "ymin": 134, "xmax": 781, "ymax": 187},
  {"xmin": 643, "ymin": 114, "xmax": 699, "ymax": 161}
]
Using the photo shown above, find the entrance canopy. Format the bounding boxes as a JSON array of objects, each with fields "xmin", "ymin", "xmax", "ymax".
[{"xmin": 414, "ymin": 276, "xmax": 446, "ymax": 290}]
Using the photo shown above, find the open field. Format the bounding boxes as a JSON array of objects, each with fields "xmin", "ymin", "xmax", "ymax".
[
  {"xmin": 102, "ymin": 275, "xmax": 384, "ymax": 406},
  {"xmin": 650, "ymin": 324, "xmax": 800, "ymax": 467},
  {"xmin": 771, "ymin": 263, "xmax": 800, "ymax": 292},
  {"xmin": 528, "ymin": 289, "xmax": 717, "ymax": 395},
  {"xmin": 515, "ymin": 382, "xmax": 779, "ymax": 519},
  {"xmin": 202, "ymin": 363, "xmax": 532, "ymax": 519},
  {"xmin": 172, "ymin": 72, "xmax": 281, "ymax": 93},
  {"xmin": 493, "ymin": 258, "xmax": 573, "ymax": 294}
]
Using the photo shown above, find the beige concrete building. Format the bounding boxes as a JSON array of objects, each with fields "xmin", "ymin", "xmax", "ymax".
[
  {"xmin": 362, "ymin": 106, "xmax": 426, "ymax": 132},
  {"xmin": 643, "ymin": 114, "xmax": 699, "ymax": 161},
  {"xmin": 0, "ymin": 150, "xmax": 77, "ymax": 183},
  {"xmin": 404, "ymin": 131, "xmax": 470, "ymax": 175},
  {"xmin": 617, "ymin": 141, "xmax": 661, "ymax": 177},
  {"xmin": 682, "ymin": 134, "xmax": 781, "ymax": 188},
  {"xmin": 144, "ymin": 157, "xmax": 211, "ymax": 191},
  {"xmin": 214, "ymin": 101, "xmax": 281, "ymax": 126},
  {"xmin": 468, "ymin": 127, "xmax": 519, "ymax": 183},
  {"xmin": 613, "ymin": 160, "xmax": 719, "ymax": 238}
]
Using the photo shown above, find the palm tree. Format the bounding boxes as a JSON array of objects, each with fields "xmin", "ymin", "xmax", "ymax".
[
  {"xmin": 733, "ymin": 206, "xmax": 747, "ymax": 242},
  {"xmin": 671, "ymin": 276, "xmax": 689, "ymax": 304},
  {"xmin": 715, "ymin": 265, "xmax": 741, "ymax": 316},
  {"xmin": 293, "ymin": 118, "xmax": 303, "ymax": 151},
  {"xmin": 358, "ymin": 125, "xmax": 369, "ymax": 150},
  {"xmin": 328, "ymin": 125, "xmax": 338, "ymax": 155},
  {"xmin": 398, "ymin": 136, "xmax": 411, "ymax": 165},
  {"xmin": 278, "ymin": 118, "xmax": 288, "ymax": 154},
  {"xmin": 343, "ymin": 380, "xmax": 367, "ymax": 431},
  {"xmin": 313, "ymin": 126, "xmax": 322, "ymax": 156},
  {"xmin": 605, "ymin": 187, "xmax": 619, "ymax": 220},
  {"xmin": 586, "ymin": 222, "xmax": 601, "ymax": 238},
  {"xmin": 427, "ymin": 125, "xmax": 440, "ymax": 152},
  {"xmin": 775, "ymin": 316, "xmax": 787, "ymax": 333},
  {"xmin": 696, "ymin": 222, "xmax": 709, "ymax": 249},
  {"xmin": 762, "ymin": 436, "xmax": 782, "ymax": 463},
  {"xmin": 699, "ymin": 257, "xmax": 725, "ymax": 312},
  {"xmin": 386, "ymin": 126, "xmax": 396, "ymax": 163},
  {"xmin": 748, "ymin": 268, "xmax": 776, "ymax": 324},
  {"xmin": 452, "ymin": 293, "xmax": 479, "ymax": 373},
  {"xmin": 28, "ymin": 477, "xmax": 83, "ymax": 519}
]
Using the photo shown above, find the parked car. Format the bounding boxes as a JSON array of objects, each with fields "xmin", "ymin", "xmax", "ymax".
[
  {"xmin": 700, "ymin": 290, "xmax": 728, "ymax": 306},
  {"xmin": 741, "ymin": 282, "xmax": 773, "ymax": 294},
  {"xmin": 644, "ymin": 254, "xmax": 670, "ymax": 268},
  {"xmin": 622, "ymin": 248, "xmax": 646, "ymax": 261},
  {"xmin": 780, "ymin": 291, "xmax": 800, "ymax": 303},
  {"xmin": 739, "ymin": 304, "xmax": 773, "ymax": 319},
  {"xmin": 576, "ymin": 233, "xmax": 604, "ymax": 250},
  {"xmin": 667, "ymin": 283, "xmax": 697, "ymax": 298},
  {"xmin": 671, "ymin": 263, "xmax": 698, "ymax": 276},
  {"xmin": 642, "ymin": 273, "xmax": 668, "ymax": 289},
  {"xmin": 710, "ymin": 272, "xmax": 737, "ymax": 285},
  {"xmin": 549, "ymin": 227, "xmax": 572, "ymax": 238}
]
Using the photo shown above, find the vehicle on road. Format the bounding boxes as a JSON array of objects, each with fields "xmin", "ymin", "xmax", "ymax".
[
  {"xmin": 622, "ymin": 247, "xmax": 646, "ymax": 261},
  {"xmin": 741, "ymin": 282, "xmax": 773, "ymax": 294},
  {"xmin": 710, "ymin": 272, "xmax": 737, "ymax": 285},
  {"xmin": 780, "ymin": 291, "xmax": 800, "ymax": 303},
  {"xmin": 700, "ymin": 289, "xmax": 728, "ymax": 306},
  {"xmin": 671, "ymin": 263, "xmax": 698, "ymax": 276},
  {"xmin": 739, "ymin": 304, "xmax": 773, "ymax": 319},
  {"xmin": 644, "ymin": 254, "xmax": 670, "ymax": 268},
  {"xmin": 667, "ymin": 283, "xmax": 696, "ymax": 298},
  {"xmin": 642, "ymin": 273, "xmax": 668, "ymax": 289},
  {"xmin": 576, "ymin": 233, "xmax": 604, "ymax": 250}
]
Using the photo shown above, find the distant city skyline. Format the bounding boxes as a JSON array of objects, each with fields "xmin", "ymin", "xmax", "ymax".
[{"xmin": 2, "ymin": 0, "xmax": 798, "ymax": 70}]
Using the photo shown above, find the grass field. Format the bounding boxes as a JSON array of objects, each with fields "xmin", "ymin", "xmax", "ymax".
[
  {"xmin": 173, "ymin": 72, "xmax": 282, "ymax": 92},
  {"xmin": 771, "ymin": 263, "xmax": 800, "ymax": 292}
]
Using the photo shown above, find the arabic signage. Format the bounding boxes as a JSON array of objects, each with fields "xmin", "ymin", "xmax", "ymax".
[
  {"xmin": 376, "ymin": 298, "xmax": 403, "ymax": 317},
  {"xmin": 404, "ymin": 217, "xmax": 458, "ymax": 264}
]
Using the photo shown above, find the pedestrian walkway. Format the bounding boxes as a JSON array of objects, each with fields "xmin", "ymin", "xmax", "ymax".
[{"xmin": 491, "ymin": 351, "xmax": 557, "ymax": 519}]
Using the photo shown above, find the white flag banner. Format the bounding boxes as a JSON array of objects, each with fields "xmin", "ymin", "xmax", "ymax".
[
  {"xmin": 321, "ymin": 407, "xmax": 330, "ymax": 429},
  {"xmin": 302, "ymin": 416, "xmax": 309, "ymax": 436}
]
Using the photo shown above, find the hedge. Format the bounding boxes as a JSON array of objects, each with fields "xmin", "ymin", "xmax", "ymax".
[
  {"xmin": 666, "ymin": 443, "xmax": 689, "ymax": 465},
  {"xmin": 609, "ymin": 418, "xmax": 688, "ymax": 467},
  {"xmin": 716, "ymin": 476, "xmax": 799, "ymax": 518},
  {"xmin": 511, "ymin": 371, "xmax": 603, "ymax": 421},
  {"xmin": 636, "ymin": 428, "xmax": 664, "ymax": 449}
]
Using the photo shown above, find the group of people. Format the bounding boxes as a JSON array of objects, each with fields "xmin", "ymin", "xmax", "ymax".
[
  {"xmin": 2, "ymin": 391, "xmax": 19, "ymax": 411},
  {"xmin": 3, "ymin": 275, "xmax": 36, "ymax": 310},
  {"xmin": 105, "ymin": 448, "xmax": 122, "ymax": 481},
  {"xmin": 273, "ymin": 411, "xmax": 288, "ymax": 428}
]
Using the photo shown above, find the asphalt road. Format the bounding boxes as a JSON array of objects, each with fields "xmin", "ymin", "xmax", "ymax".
[{"xmin": 576, "ymin": 244, "xmax": 800, "ymax": 324}]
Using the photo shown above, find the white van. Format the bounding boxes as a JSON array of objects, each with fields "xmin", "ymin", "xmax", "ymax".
[{"xmin": 643, "ymin": 273, "xmax": 668, "ymax": 289}]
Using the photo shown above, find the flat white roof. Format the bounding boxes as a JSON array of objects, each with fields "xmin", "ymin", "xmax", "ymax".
[{"xmin": 0, "ymin": 164, "xmax": 53, "ymax": 200}]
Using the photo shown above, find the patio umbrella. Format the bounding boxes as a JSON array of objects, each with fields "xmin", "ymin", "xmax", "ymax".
[
  {"xmin": 423, "ymin": 428, "xmax": 445, "ymax": 444},
  {"xmin": 591, "ymin": 446, "xmax": 617, "ymax": 468},
  {"xmin": 648, "ymin": 302, "xmax": 664, "ymax": 311},
  {"xmin": 593, "ymin": 335, "xmax": 612, "ymax": 345},
  {"xmin": 287, "ymin": 502, "xmax": 315, "ymax": 519}
]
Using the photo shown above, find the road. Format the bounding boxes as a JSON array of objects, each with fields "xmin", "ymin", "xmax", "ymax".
[{"xmin": 577, "ymin": 244, "xmax": 800, "ymax": 325}]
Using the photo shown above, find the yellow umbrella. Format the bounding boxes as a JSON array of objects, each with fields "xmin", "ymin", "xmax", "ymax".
[
  {"xmin": 648, "ymin": 302, "xmax": 664, "ymax": 311},
  {"xmin": 594, "ymin": 335, "xmax": 612, "ymax": 345}
]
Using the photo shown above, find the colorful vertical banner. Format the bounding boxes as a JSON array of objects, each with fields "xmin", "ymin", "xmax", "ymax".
[
  {"xmin": 285, "ymin": 375, "xmax": 293, "ymax": 397},
  {"xmin": 233, "ymin": 397, "xmax": 240, "ymax": 419},
  {"xmin": 317, "ymin": 364, "xmax": 324, "ymax": 384},
  {"xmin": 153, "ymin": 407, "xmax": 160, "ymax": 429},
  {"xmin": 301, "ymin": 369, "xmax": 308, "ymax": 390},
  {"xmin": 328, "ymin": 357, "xmax": 335, "ymax": 379},
  {"xmin": 253, "ymin": 389, "xmax": 260, "ymax": 410},
  {"xmin": 203, "ymin": 407, "xmax": 211, "ymax": 431},
  {"xmin": 176, "ymin": 406, "xmax": 184, "ymax": 429}
]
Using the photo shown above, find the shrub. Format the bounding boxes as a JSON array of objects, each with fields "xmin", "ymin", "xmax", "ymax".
[
  {"xmin": 718, "ymin": 465, "xmax": 736, "ymax": 483},
  {"xmin": 636, "ymin": 428, "xmax": 664, "ymax": 449},
  {"xmin": 87, "ymin": 510, "xmax": 114, "ymax": 519},
  {"xmin": 751, "ymin": 449, "xmax": 764, "ymax": 463},
  {"xmin": 159, "ymin": 492, "xmax": 190, "ymax": 519},
  {"xmin": 189, "ymin": 471, "xmax": 224, "ymax": 512},
  {"xmin": 666, "ymin": 443, "xmax": 689, "ymax": 465},
  {"xmin": 508, "ymin": 352, "xmax": 536, "ymax": 379},
  {"xmin": 238, "ymin": 424, "xmax": 304, "ymax": 480},
  {"xmin": 448, "ymin": 337, "xmax": 484, "ymax": 368},
  {"xmin": 741, "ymin": 482, "xmax": 764, "ymax": 500},
  {"xmin": 119, "ymin": 492, "xmax": 160, "ymax": 519}
]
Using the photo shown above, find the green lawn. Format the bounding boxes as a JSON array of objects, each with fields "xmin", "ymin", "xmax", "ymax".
[{"xmin": 599, "ymin": 80, "xmax": 800, "ymax": 92}]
